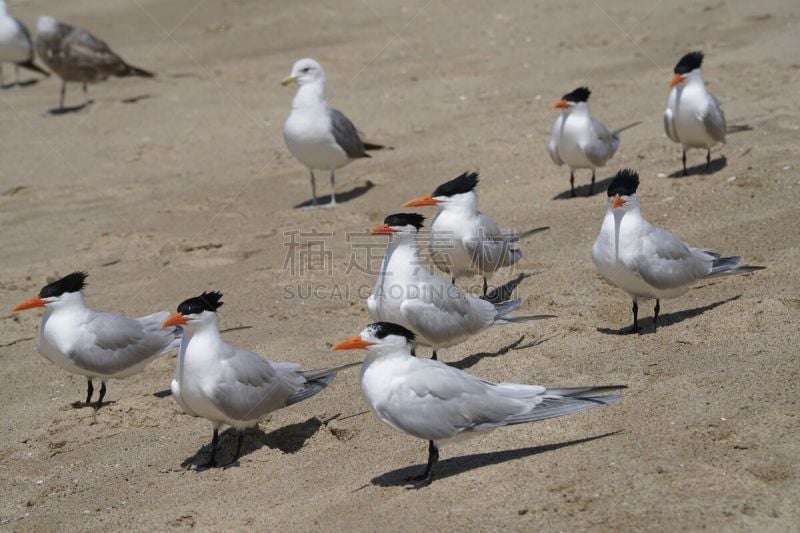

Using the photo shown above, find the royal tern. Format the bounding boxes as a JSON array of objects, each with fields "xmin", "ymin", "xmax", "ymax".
[
  {"xmin": 282, "ymin": 58, "xmax": 384, "ymax": 206},
  {"xmin": 367, "ymin": 213, "xmax": 554, "ymax": 359},
  {"xmin": 664, "ymin": 51, "xmax": 727, "ymax": 176},
  {"xmin": 163, "ymin": 291, "xmax": 358, "ymax": 467},
  {"xmin": 12, "ymin": 272, "xmax": 180, "ymax": 410},
  {"xmin": 334, "ymin": 322, "xmax": 624, "ymax": 486},
  {"xmin": 592, "ymin": 169, "xmax": 764, "ymax": 333},
  {"xmin": 35, "ymin": 16, "xmax": 153, "ymax": 110},
  {"xmin": 403, "ymin": 171, "xmax": 548, "ymax": 295},
  {"xmin": 0, "ymin": 1, "xmax": 49, "ymax": 87},
  {"xmin": 548, "ymin": 87, "xmax": 640, "ymax": 197}
]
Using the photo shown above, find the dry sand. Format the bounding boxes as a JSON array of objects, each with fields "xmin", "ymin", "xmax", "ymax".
[{"xmin": 1, "ymin": 0, "xmax": 799, "ymax": 530}]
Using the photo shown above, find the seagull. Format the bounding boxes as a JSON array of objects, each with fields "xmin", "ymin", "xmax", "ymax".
[
  {"xmin": 548, "ymin": 87, "xmax": 640, "ymax": 197},
  {"xmin": 0, "ymin": 0, "xmax": 49, "ymax": 87},
  {"xmin": 334, "ymin": 322, "xmax": 624, "ymax": 486},
  {"xmin": 11, "ymin": 272, "xmax": 180, "ymax": 410},
  {"xmin": 282, "ymin": 58, "xmax": 384, "ymax": 206},
  {"xmin": 664, "ymin": 51, "xmax": 727, "ymax": 176},
  {"xmin": 35, "ymin": 16, "xmax": 153, "ymax": 110},
  {"xmin": 403, "ymin": 171, "xmax": 549, "ymax": 296},
  {"xmin": 592, "ymin": 169, "xmax": 764, "ymax": 333},
  {"xmin": 367, "ymin": 213, "xmax": 554, "ymax": 360},
  {"xmin": 162, "ymin": 291, "xmax": 359, "ymax": 467}
]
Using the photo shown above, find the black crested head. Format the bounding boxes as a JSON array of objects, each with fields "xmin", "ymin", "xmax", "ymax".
[
  {"xmin": 607, "ymin": 169, "xmax": 640, "ymax": 197},
  {"xmin": 177, "ymin": 291, "xmax": 224, "ymax": 315},
  {"xmin": 563, "ymin": 87, "xmax": 591, "ymax": 103},
  {"xmin": 39, "ymin": 271, "xmax": 88, "ymax": 298},
  {"xmin": 368, "ymin": 322, "xmax": 416, "ymax": 343},
  {"xmin": 674, "ymin": 51, "xmax": 703, "ymax": 75},
  {"xmin": 384, "ymin": 213, "xmax": 425, "ymax": 230},
  {"xmin": 432, "ymin": 171, "xmax": 479, "ymax": 197}
]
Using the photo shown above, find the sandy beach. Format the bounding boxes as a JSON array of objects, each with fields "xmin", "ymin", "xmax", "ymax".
[{"xmin": 1, "ymin": 0, "xmax": 799, "ymax": 530}]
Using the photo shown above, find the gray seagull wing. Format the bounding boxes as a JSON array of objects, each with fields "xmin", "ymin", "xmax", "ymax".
[{"xmin": 328, "ymin": 107, "xmax": 368, "ymax": 159}]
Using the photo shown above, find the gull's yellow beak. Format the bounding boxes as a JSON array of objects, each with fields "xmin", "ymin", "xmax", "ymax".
[{"xmin": 281, "ymin": 75, "xmax": 297, "ymax": 87}]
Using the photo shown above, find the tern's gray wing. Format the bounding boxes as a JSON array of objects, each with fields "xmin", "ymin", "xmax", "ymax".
[
  {"xmin": 71, "ymin": 311, "xmax": 178, "ymax": 375},
  {"xmin": 584, "ymin": 118, "xmax": 617, "ymax": 167},
  {"xmin": 628, "ymin": 225, "xmax": 712, "ymax": 290},
  {"xmin": 329, "ymin": 107, "xmax": 368, "ymax": 159},
  {"xmin": 463, "ymin": 213, "xmax": 521, "ymax": 271},
  {"xmin": 703, "ymin": 93, "xmax": 727, "ymax": 144},
  {"xmin": 212, "ymin": 349, "xmax": 305, "ymax": 422},
  {"xmin": 376, "ymin": 360, "xmax": 546, "ymax": 440},
  {"xmin": 663, "ymin": 87, "xmax": 680, "ymax": 143}
]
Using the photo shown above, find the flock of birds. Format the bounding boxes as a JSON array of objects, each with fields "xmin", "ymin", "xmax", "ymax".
[{"xmin": 5, "ymin": 4, "xmax": 765, "ymax": 488}]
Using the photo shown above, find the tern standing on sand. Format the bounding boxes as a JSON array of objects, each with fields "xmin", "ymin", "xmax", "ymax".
[
  {"xmin": 12, "ymin": 272, "xmax": 180, "ymax": 410},
  {"xmin": 664, "ymin": 51, "xmax": 727, "ymax": 175},
  {"xmin": 548, "ymin": 87, "xmax": 640, "ymax": 197},
  {"xmin": 0, "ymin": 0, "xmax": 49, "ymax": 87},
  {"xmin": 35, "ymin": 16, "xmax": 153, "ymax": 110},
  {"xmin": 282, "ymin": 58, "xmax": 384, "ymax": 206},
  {"xmin": 334, "ymin": 322, "xmax": 624, "ymax": 486},
  {"xmin": 592, "ymin": 169, "xmax": 763, "ymax": 333}
]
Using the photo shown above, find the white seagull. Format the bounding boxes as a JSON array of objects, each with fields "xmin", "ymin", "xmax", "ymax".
[
  {"xmin": 334, "ymin": 322, "xmax": 624, "ymax": 486},
  {"xmin": 12, "ymin": 272, "xmax": 180, "ymax": 410},
  {"xmin": 35, "ymin": 16, "xmax": 153, "ymax": 110},
  {"xmin": 403, "ymin": 171, "xmax": 548, "ymax": 295},
  {"xmin": 367, "ymin": 213, "xmax": 554, "ymax": 359},
  {"xmin": 162, "ymin": 292, "xmax": 359, "ymax": 467},
  {"xmin": 0, "ymin": 0, "xmax": 49, "ymax": 87},
  {"xmin": 548, "ymin": 87, "xmax": 640, "ymax": 197},
  {"xmin": 592, "ymin": 169, "xmax": 764, "ymax": 333},
  {"xmin": 664, "ymin": 51, "xmax": 727, "ymax": 176},
  {"xmin": 282, "ymin": 58, "xmax": 384, "ymax": 206}
]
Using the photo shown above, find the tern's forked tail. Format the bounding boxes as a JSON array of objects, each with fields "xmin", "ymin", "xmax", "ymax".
[
  {"xmin": 612, "ymin": 121, "xmax": 642, "ymax": 135},
  {"xmin": 286, "ymin": 362, "xmax": 361, "ymax": 406},
  {"xmin": 708, "ymin": 255, "xmax": 766, "ymax": 277}
]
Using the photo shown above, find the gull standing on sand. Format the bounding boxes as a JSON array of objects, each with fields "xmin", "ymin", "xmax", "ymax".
[
  {"xmin": 403, "ymin": 171, "xmax": 548, "ymax": 296},
  {"xmin": 664, "ymin": 51, "xmax": 727, "ymax": 175},
  {"xmin": 35, "ymin": 16, "xmax": 153, "ymax": 110},
  {"xmin": 0, "ymin": 0, "xmax": 49, "ymax": 87},
  {"xmin": 548, "ymin": 87, "xmax": 640, "ymax": 197},
  {"xmin": 162, "ymin": 292, "xmax": 359, "ymax": 467},
  {"xmin": 592, "ymin": 169, "xmax": 764, "ymax": 333},
  {"xmin": 367, "ymin": 213, "xmax": 554, "ymax": 360},
  {"xmin": 334, "ymin": 322, "xmax": 624, "ymax": 486},
  {"xmin": 12, "ymin": 272, "xmax": 180, "ymax": 410},
  {"xmin": 282, "ymin": 58, "xmax": 384, "ymax": 206}
]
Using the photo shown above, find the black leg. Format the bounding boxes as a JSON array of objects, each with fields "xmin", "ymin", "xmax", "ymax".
[
  {"xmin": 483, "ymin": 277, "xmax": 488, "ymax": 297},
  {"xmin": 329, "ymin": 170, "xmax": 337, "ymax": 205},
  {"xmin": 570, "ymin": 171, "xmax": 575, "ymax": 197},
  {"xmin": 309, "ymin": 170, "xmax": 317, "ymax": 205},
  {"xmin": 631, "ymin": 300, "xmax": 639, "ymax": 334},
  {"xmin": 232, "ymin": 431, "xmax": 244, "ymax": 463},
  {"xmin": 589, "ymin": 169, "xmax": 595, "ymax": 196},
  {"xmin": 59, "ymin": 81, "xmax": 66, "ymax": 109},
  {"xmin": 201, "ymin": 428, "xmax": 219, "ymax": 468},
  {"xmin": 86, "ymin": 379, "xmax": 94, "ymax": 405},
  {"xmin": 94, "ymin": 381, "xmax": 107, "ymax": 410},
  {"xmin": 82, "ymin": 82, "xmax": 89, "ymax": 106},
  {"xmin": 653, "ymin": 299, "xmax": 660, "ymax": 331},
  {"xmin": 411, "ymin": 346, "xmax": 417, "ymax": 357},
  {"xmin": 682, "ymin": 150, "xmax": 688, "ymax": 176},
  {"xmin": 706, "ymin": 149, "xmax": 711, "ymax": 170},
  {"xmin": 407, "ymin": 440, "xmax": 439, "ymax": 486},
  {"xmin": 451, "ymin": 277, "xmax": 455, "ymax": 285},
  {"xmin": 431, "ymin": 350, "xmax": 437, "ymax": 361}
]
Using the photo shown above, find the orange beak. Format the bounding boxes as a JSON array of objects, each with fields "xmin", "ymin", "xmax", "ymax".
[
  {"xmin": 371, "ymin": 224, "xmax": 396, "ymax": 236},
  {"xmin": 669, "ymin": 74, "xmax": 684, "ymax": 88},
  {"xmin": 403, "ymin": 194, "xmax": 440, "ymax": 208},
  {"xmin": 611, "ymin": 194, "xmax": 626, "ymax": 209},
  {"xmin": 162, "ymin": 313, "xmax": 190, "ymax": 328},
  {"xmin": 333, "ymin": 335, "xmax": 375, "ymax": 351},
  {"xmin": 12, "ymin": 295, "xmax": 47, "ymax": 312},
  {"xmin": 554, "ymin": 99, "xmax": 569, "ymax": 109}
]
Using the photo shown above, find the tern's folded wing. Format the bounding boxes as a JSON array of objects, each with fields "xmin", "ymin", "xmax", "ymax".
[
  {"xmin": 584, "ymin": 118, "xmax": 616, "ymax": 167},
  {"xmin": 629, "ymin": 226, "xmax": 711, "ymax": 290},
  {"xmin": 463, "ymin": 213, "xmax": 520, "ymax": 270},
  {"xmin": 703, "ymin": 93, "xmax": 727, "ymax": 144}
]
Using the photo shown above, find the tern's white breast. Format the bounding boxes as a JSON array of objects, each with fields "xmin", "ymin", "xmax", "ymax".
[
  {"xmin": 672, "ymin": 84, "xmax": 714, "ymax": 148},
  {"xmin": 430, "ymin": 210, "xmax": 476, "ymax": 278},
  {"xmin": 555, "ymin": 113, "xmax": 594, "ymax": 170},
  {"xmin": 174, "ymin": 334, "xmax": 230, "ymax": 424}
]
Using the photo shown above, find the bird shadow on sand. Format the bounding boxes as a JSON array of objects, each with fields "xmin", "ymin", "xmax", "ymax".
[
  {"xmin": 552, "ymin": 175, "xmax": 615, "ymax": 200},
  {"xmin": 448, "ymin": 334, "xmax": 553, "ymax": 371},
  {"xmin": 121, "ymin": 93, "xmax": 154, "ymax": 104},
  {"xmin": 370, "ymin": 431, "xmax": 621, "ymax": 488},
  {"xmin": 46, "ymin": 101, "xmax": 93, "ymax": 116},
  {"xmin": 669, "ymin": 156, "xmax": 727, "ymax": 178},
  {"xmin": 294, "ymin": 180, "xmax": 375, "ymax": 209},
  {"xmin": 1, "ymin": 79, "xmax": 41, "ymax": 90},
  {"xmin": 69, "ymin": 400, "xmax": 115, "ymax": 409},
  {"xmin": 597, "ymin": 295, "xmax": 741, "ymax": 336}
]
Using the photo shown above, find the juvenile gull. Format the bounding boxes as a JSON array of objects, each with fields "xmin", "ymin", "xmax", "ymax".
[
  {"xmin": 35, "ymin": 16, "xmax": 153, "ymax": 110},
  {"xmin": 0, "ymin": 0, "xmax": 49, "ymax": 87},
  {"xmin": 12, "ymin": 272, "xmax": 181, "ymax": 410},
  {"xmin": 282, "ymin": 58, "xmax": 384, "ymax": 206}
]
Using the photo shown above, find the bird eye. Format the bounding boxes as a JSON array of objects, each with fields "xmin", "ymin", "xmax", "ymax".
[{"xmin": 301, "ymin": 67, "xmax": 311, "ymax": 73}]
